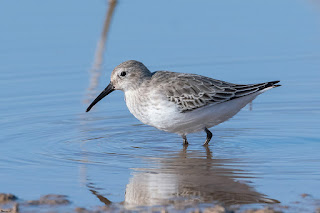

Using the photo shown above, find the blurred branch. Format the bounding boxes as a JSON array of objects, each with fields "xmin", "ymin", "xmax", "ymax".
[
  {"xmin": 86, "ymin": 0, "xmax": 117, "ymax": 102},
  {"xmin": 92, "ymin": 0, "xmax": 117, "ymax": 71}
]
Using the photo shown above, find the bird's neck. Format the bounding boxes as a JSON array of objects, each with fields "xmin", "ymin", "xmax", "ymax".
[{"xmin": 124, "ymin": 88, "xmax": 151, "ymax": 125}]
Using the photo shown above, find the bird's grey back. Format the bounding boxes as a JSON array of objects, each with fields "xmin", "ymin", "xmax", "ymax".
[{"xmin": 150, "ymin": 71, "xmax": 280, "ymax": 112}]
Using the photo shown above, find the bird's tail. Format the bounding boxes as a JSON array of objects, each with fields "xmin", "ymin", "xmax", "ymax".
[
  {"xmin": 257, "ymin": 80, "xmax": 281, "ymax": 93},
  {"xmin": 265, "ymin": 80, "xmax": 281, "ymax": 88}
]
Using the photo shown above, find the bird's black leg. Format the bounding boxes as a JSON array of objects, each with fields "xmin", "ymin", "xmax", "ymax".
[
  {"xmin": 182, "ymin": 135, "xmax": 189, "ymax": 146},
  {"xmin": 203, "ymin": 127, "xmax": 213, "ymax": 146}
]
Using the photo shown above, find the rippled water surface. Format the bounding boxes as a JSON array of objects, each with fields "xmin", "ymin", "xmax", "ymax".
[{"xmin": 1, "ymin": 0, "xmax": 320, "ymax": 212}]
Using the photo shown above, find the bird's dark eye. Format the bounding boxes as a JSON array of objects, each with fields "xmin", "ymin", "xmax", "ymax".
[{"xmin": 120, "ymin": 71, "xmax": 127, "ymax": 77}]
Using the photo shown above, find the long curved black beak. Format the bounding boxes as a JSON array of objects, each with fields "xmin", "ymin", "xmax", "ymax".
[{"xmin": 86, "ymin": 83, "xmax": 115, "ymax": 112}]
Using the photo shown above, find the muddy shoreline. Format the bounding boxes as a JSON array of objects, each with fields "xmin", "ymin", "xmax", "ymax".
[{"xmin": 1, "ymin": 193, "xmax": 320, "ymax": 213}]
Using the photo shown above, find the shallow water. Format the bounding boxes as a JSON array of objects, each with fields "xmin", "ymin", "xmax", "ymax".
[{"xmin": 1, "ymin": 0, "xmax": 320, "ymax": 212}]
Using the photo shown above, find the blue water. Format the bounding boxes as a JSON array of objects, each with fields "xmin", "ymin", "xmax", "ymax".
[{"xmin": 0, "ymin": 0, "xmax": 320, "ymax": 212}]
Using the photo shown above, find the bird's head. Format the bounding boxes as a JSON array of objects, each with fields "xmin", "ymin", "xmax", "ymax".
[{"xmin": 86, "ymin": 60, "xmax": 151, "ymax": 112}]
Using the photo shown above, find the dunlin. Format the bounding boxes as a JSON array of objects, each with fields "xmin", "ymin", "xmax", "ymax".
[{"xmin": 86, "ymin": 60, "xmax": 281, "ymax": 145}]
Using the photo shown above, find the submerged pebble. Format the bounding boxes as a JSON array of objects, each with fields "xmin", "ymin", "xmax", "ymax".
[
  {"xmin": 0, "ymin": 194, "xmax": 17, "ymax": 203},
  {"xmin": 27, "ymin": 194, "xmax": 70, "ymax": 205}
]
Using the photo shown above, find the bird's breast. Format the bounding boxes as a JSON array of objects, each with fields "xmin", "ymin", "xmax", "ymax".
[
  {"xmin": 124, "ymin": 90, "xmax": 153, "ymax": 125},
  {"xmin": 124, "ymin": 89, "xmax": 180, "ymax": 130}
]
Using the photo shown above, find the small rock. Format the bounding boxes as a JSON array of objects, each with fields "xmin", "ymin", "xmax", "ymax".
[
  {"xmin": 243, "ymin": 207, "xmax": 283, "ymax": 213},
  {"xmin": 204, "ymin": 205, "xmax": 226, "ymax": 213},
  {"xmin": 277, "ymin": 205, "xmax": 289, "ymax": 209},
  {"xmin": 27, "ymin": 194, "xmax": 70, "ymax": 205},
  {"xmin": 96, "ymin": 205, "xmax": 111, "ymax": 211},
  {"xmin": 300, "ymin": 193, "xmax": 311, "ymax": 198},
  {"xmin": 0, "ymin": 194, "xmax": 18, "ymax": 203},
  {"xmin": 190, "ymin": 208, "xmax": 201, "ymax": 213},
  {"xmin": 160, "ymin": 208, "xmax": 168, "ymax": 213},
  {"xmin": 75, "ymin": 207, "xmax": 93, "ymax": 213},
  {"xmin": 0, "ymin": 203, "xmax": 19, "ymax": 213},
  {"xmin": 315, "ymin": 207, "xmax": 320, "ymax": 213},
  {"xmin": 12, "ymin": 203, "xmax": 19, "ymax": 213}
]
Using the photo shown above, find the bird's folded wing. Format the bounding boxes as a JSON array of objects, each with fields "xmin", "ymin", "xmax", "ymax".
[{"xmin": 152, "ymin": 71, "xmax": 270, "ymax": 112}]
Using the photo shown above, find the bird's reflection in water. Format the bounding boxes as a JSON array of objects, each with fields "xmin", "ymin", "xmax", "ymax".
[
  {"xmin": 124, "ymin": 146, "xmax": 278, "ymax": 208},
  {"xmin": 86, "ymin": 182, "xmax": 112, "ymax": 206}
]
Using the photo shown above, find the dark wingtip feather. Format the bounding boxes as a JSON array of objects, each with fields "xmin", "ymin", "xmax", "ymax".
[{"xmin": 266, "ymin": 80, "xmax": 281, "ymax": 88}]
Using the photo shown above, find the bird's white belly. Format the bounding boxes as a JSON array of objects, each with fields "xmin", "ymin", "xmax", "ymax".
[
  {"xmin": 125, "ymin": 90, "xmax": 261, "ymax": 136},
  {"xmin": 165, "ymin": 92, "xmax": 262, "ymax": 135}
]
